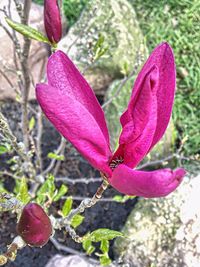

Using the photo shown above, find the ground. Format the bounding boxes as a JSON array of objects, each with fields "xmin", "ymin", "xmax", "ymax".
[{"xmin": 0, "ymin": 100, "xmax": 137, "ymax": 267}]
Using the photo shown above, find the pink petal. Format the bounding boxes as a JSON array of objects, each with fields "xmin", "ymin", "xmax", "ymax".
[
  {"xmin": 36, "ymin": 84, "xmax": 112, "ymax": 176},
  {"xmin": 122, "ymin": 42, "xmax": 175, "ymax": 152},
  {"xmin": 47, "ymin": 50, "xmax": 110, "ymax": 146},
  {"xmin": 112, "ymin": 65, "xmax": 158, "ymax": 167},
  {"xmin": 109, "ymin": 164, "xmax": 186, "ymax": 198}
]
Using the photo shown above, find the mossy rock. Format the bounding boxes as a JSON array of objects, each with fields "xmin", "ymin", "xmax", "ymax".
[
  {"xmin": 114, "ymin": 183, "xmax": 187, "ymax": 267},
  {"xmin": 59, "ymin": 0, "xmax": 147, "ymax": 93}
]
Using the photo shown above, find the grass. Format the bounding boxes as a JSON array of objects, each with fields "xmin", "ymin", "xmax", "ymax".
[{"xmin": 129, "ymin": 0, "xmax": 200, "ymax": 156}]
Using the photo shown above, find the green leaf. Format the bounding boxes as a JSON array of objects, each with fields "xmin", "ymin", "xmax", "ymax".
[
  {"xmin": 82, "ymin": 239, "xmax": 95, "ymax": 255},
  {"xmin": 99, "ymin": 255, "xmax": 111, "ymax": 266},
  {"xmin": 36, "ymin": 174, "xmax": 55, "ymax": 204},
  {"xmin": 100, "ymin": 240, "xmax": 109, "ymax": 254},
  {"xmin": 71, "ymin": 214, "xmax": 84, "ymax": 228},
  {"xmin": 47, "ymin": 152, "xmax": 65, "ymax": 161},
  {"xmin": 112, "ymin": 195, "xmax": 136, "ymax": 203},
  {"xmin": 16, "ymin": 177, "xmax": 30, "ymax": 204},
  {"xmin": 93, "ymin": 33, "xmax": 109, "ymax": 61},
  {"xmin": 5, "ymin": 18, "xmax": 51, "ymax": 44},
  {"xmin": 89, "ymin": 229, "xmax": 123, "ymax": 242},
  {"xmin": 93, "ymin": 33, "xmax": 105, "ymax": 53},
  {"xmin": 29, "ymin": 116, "xmax": 35, "ymax": 131},
  {"xmin": 0, "ymin": 144, "xmax": 11, "ymax": 155},
  {"xmin": 61, "ymin": 196, "xmax": 73, "ymax": 217},
  {"xmin": 53, "ymin": 184, "xmax": 68, "ymax": 202}
]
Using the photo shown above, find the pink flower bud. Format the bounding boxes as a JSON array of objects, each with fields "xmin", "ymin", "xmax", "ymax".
[
  {"xmin": 44, "ymin": 0, "xmax": 62, "ymax": 43},
  {"xmin": 17, "ymin": 203, "xmax": 52, "ymax": 247}
]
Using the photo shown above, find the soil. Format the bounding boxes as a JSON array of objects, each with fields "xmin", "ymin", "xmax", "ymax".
[{"xmin": 0, "ymin": 100, "xmax": 137, "ymax": 267}]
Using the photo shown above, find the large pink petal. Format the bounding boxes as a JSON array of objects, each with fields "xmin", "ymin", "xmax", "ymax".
[
  {"xmin": 36, "ymin": 84, "xmax": 112, "ymax": 176},
  {"xmin": 109, "ymin": 164, "xmax": 186, "ymax": 198},
  {"xmin": 112, "ymin": 66, "xmax": 158, "ymax": 167},
  {"xmin": 121, "ymin": 42, "xmax": 176, "ymax": 152},
  {"xmin": 47, "ymin": 50, "xmax": 110, "ymax": 146}
]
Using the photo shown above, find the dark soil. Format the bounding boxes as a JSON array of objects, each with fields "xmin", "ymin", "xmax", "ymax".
[{"xmin": 0, "ymin": 100, "xmax": 137, "ymax": 267}]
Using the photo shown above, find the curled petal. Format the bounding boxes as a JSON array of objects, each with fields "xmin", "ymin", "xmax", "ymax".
[
  {"xmin": 36, "ymin": 84, "xmax": 112, "ymax": 176},
  {"xmin": 109, "ymin": 164, "xmax": 186, "ymax": 198},
  {"xmin": 17, "ymin": 203, "xmax": 52, "ymax": 247},
  {"xmin": 47, "ymin": 50, "xmax": 110, "ymax": 146},
  {"xmin": 116, "ymin": 42, "xmax": 176, "ymax": 166},
  {"xmin": 113, "ymin": 66, "xmax": 158, "ymax": 167}
]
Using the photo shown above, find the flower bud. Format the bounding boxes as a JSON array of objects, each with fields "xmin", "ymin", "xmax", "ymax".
[
  {"xmin": 17, "ymin": 203, "xmax": 52, "ymax": 247},
  {"xmin": 44, "ymin": 0, "xmax": 62, "ymax": 44}
]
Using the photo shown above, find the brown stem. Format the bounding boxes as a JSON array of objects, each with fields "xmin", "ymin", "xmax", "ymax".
[
  {"xmin": 55, "ymin": 177, "xmax": 109, "ymax": 242},
  {"xmin": 20, "ymin": 0, "xmax": 32, "ymax": 152}
]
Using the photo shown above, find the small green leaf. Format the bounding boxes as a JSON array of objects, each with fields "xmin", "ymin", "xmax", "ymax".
[
  {"xmin": 99, "ymin": 255, "xmax": 111, "ymax": 266},
  {"xmin": 5, "ymin": 17, "xmax": 51, "ymax": 44},
  {"xmin": 112, "ymin": 195, "xmax": 136, "ymax": 203},
  {"xmin": 36, "ymin": 174, "xmax": 55, "ymax": 204},
  {"xmin": 53, "ymin": 184, "xmax": 68, "ymax": 202},
  {"xmin": 93, "ymin": 33, "xmax": 105, "ymax": 53},
  {"xmin": 82, "ymin": 239, "xmax": 95, "ymax": 255},
  {"xmin": 29, "ymin": 116, "xmax": 35, "ymax": 131},
  {"xmin": 47, "ymin": 152, "xmax": 65, "ymax": 161},
  {"xmin": 90, "ymin": 229, "xmax": 123, "ymax": 242},
  {"xmin": 0, "ymin": 144, "xmax": 11, "ymax": 155},
  {"xmin": 93, "ymin": 33, "xmax": 108, "ymax": 61},
  {"xmin": 71, "ymin": 214, "xmax": 84, "ymax": 228},
  {"xmin": 112, "ymin": 195, "xmax": 124, "ymax": 202},
  {"xmin": 61, "ymin": 196, "xmax": 73, "ymax": 217},
  {"xmin": 16, "ymin": 177, "xmax": 30, "ymax": 204},
  {"xmin": 121, "ymin": 61, "xmax": 129, "ymax": 76},
  {"xmin": 100, "ymin": 240, "xmax": 109, "ymax": 254}
]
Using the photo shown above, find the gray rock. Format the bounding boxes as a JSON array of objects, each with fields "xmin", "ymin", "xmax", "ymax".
[
  {"xmin": 114, "ymin": 174, "xmax": 200, "ymax": 267},
  {"xmin": 58, "ymin": 0, "xmax": 147, "ymax": 95},
  {"xmin": 45, "ymin": 255, "xmax": 99, "ymax": 267}
]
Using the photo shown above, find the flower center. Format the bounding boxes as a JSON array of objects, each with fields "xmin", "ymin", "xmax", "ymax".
[{"xmin": 109, "ymin": 156, "xmax": 124, "ymax": 170}]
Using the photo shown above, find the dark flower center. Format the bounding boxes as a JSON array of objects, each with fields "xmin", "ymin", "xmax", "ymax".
[{"xmin": 109, "ymin": 156, "xmax": 124, "ymax": 170}]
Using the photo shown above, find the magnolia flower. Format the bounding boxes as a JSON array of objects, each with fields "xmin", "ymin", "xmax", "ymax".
[
  {"xmin": 17, "ymin": 203, "xmax": 52, "ymax": 247},
  {"xmin": 36, "ymin": 42, "xmax": 185, "ymax": 198},
  {"xmin": 44, "ymin": 0, "xmax": 62, "ymax": 44}
]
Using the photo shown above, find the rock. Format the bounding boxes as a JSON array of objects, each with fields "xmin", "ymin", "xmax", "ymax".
[
  {"xmin": 45, "ymin": 255, "xmax": 99, "ymax": 267},
  {"xmin": 114, "ymin": 174, "xmax": 200, "ymax": 267},
  {"xmin": 58, "ymin": 0, "xmax": 147, "ymax": 95},
  {"xmin": 0, "ymin": 0, "xmax": 48, "ymax": 100}
]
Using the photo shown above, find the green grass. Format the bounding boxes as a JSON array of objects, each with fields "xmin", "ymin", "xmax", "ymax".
[
  {"xmin": 129, "ymin": 0, "xmax": 200, "ymax": 156},
  {"xmin": 33, "ymin": 0, "xmax": 43, "ymax": 4}
]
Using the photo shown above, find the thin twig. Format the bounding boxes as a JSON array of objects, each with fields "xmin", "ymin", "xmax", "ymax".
[
  {"xmin": 55, "ymin": 179, "xmax": 109, "ymax": 242},
  {"xmin": 43, "ymin": 137, "xmax": 66, "ymax": 175},
  {"xmin": 55, "ymin": 177, "xmax": 102, "ymax": 184},
  {"xmin": 20, "ymin": 0, "xmax": 32, "ymax": 152},
  {"xmin": 35, "ymin": 107, "xmax": 43, "ymax": 171},
  {"xmin": 0, "ymin": 69, "xmax": 13, "ymax": 87},
  {"xmin": 64, "ymin": 196, "xmax": 118, "ymax": 202},
  {"xmin": 53, "ymin": 139, "xmax": 66, "ymax": 176},
  {"xmin": 138, "ymin": 154, "xmax": 176, "ymax": 170}
]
